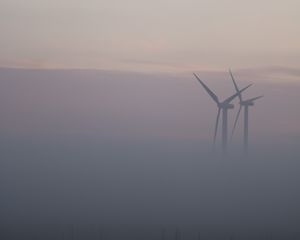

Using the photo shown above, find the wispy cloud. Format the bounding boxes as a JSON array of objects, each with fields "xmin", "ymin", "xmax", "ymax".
[{"xmin": 235, "ymin": 66, "xmax": 300, "ymax": 83}]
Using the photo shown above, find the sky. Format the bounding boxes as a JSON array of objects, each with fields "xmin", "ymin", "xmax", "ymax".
[{"xmin": 0, "ymin": 0, "xmax": 300, "ymax": 72}]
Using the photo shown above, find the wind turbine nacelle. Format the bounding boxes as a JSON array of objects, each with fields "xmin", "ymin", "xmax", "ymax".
[
  {"xmin": 242, "ymin": 101, "xmax": 254, "ymax": 106},
  {"xmin": 219, "ymin": 103, "xmax": 234, "ymax": 109}
]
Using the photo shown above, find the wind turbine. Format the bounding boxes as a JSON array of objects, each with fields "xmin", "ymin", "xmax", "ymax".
[
  {"xmin": 229, "ymin": 69, "xmax": 263, "ymax": 154},
  {"xmin": 193, "ymin": 73, "xmax": 251, "ymax": 153}
]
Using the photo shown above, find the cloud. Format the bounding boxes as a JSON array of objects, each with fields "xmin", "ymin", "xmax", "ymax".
[{"xmin": 237, "ymin": 66, "xmax": 300, "ymax": 83}]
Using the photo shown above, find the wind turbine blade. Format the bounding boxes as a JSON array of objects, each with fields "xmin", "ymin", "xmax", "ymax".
[
  {"xmin": 193, "ymin": 73, "xmax": 219, "ymax": 104},
  {"xmin": 244, "ymin": 95, "xmax": 264, "ymax": 103},
  {"xmin": 229, "ymin": 69, "xmax": 242, "ymax": 102},
  {"xmin": 223, "ymin": 84, "xmax": 252, "ymax": 104},
  {"xmin": 213, "ymin": 108, "xmax": 221, "ymax": 149},
  {"xmin": 231, "ymin": 105, "xmax": 242, "ymax": 141}
]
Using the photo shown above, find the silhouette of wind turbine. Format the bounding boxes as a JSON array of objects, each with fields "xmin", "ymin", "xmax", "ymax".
[
  {"xmin": 229, "ymin": 69, "xmax": 263, "ymax": 154},
  {"xmin": 193, "ymin": 73, "xmax": 251, "ymax": 153}
]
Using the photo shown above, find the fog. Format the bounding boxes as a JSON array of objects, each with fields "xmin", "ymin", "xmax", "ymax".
[{"xmin": 0, "ymin": 68, "xmax": 300, "ymax": 238}]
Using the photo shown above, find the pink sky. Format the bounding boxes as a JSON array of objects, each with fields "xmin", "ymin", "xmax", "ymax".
[{"xmin": 0, "ymin": 0, "xmax": 299, "ymax": 73}]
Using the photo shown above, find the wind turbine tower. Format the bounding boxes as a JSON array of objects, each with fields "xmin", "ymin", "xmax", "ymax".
[{"xmin": 193, "ymin": 73, "xmax": 251, "ymax": 153}]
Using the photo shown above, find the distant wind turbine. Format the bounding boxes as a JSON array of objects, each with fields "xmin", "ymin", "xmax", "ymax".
[
  {"xmin": 229, "ymin": 69, "xmax": 263, "ymax": 154},
  {"xmin": 193, "ymin": 73, "xmax": 251, "ymax": 153}
]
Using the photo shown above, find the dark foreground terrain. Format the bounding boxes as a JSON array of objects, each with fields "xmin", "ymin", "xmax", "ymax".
[{"xmin": 1, "ymin": 224, "xmax": 300, "ymax": 240}]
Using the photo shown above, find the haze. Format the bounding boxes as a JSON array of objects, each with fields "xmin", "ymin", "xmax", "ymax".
[
  {"xmin": 1, "ymin": 69, "xmax": 300, "ymax": 230},
  {"xmin": 1, "ymin": 0, "xmax": 300, "ymax": 238}
]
